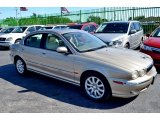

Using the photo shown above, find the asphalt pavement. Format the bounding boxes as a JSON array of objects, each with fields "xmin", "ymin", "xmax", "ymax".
[{"xmin": 0, "ymin": 48, "xmax": 159, "ymax": 113}]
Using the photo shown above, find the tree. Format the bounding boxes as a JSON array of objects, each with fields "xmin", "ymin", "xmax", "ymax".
[
  {"xmin": 87, "ymin": 16, "xmax": 107, "ymax": 25},
  {"xmin": 134, "ymin": 16, "xmax": 145, "ymax": 21}
]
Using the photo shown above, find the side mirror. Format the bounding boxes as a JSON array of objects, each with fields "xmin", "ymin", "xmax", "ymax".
[
  {"xmin": 146, "ymin": 34, "xmax": 150, "ymax": 37},
  {"xmin": 130, "ymin": 29, "xmax": 136, "ymax": 34},
  {"xmin": 56, "ymin": 47, "xmax": 68, "ymax": 54}
]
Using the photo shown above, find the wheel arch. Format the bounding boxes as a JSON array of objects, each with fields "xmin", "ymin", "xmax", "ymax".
[
  {"xmin": 80, "ymin": 70, "xmax": 111, "ymax": 87},
  {"xmin": 14, "ymin": 55, "xmax": 23, "ymax": 64}
]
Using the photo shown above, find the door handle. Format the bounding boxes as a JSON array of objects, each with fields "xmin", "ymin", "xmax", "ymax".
[{"xmin": 42, "ymin": 52, "xmax": 46, "ymax": 55}]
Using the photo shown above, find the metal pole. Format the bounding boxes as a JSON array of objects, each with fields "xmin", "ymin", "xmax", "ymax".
[
  {"xmin": 16, "ymin": 7, "xmax": 18, "ymax": 26},
  {"xmin": 80, "ymin": 10, "xmax": 81, "ymax": 23}
]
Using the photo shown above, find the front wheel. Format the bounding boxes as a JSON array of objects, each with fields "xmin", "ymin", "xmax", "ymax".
[
  {"xmin": 81, "ymin": 73, "xmax": 112, "ymax": 102},
  {"xmin": 15, "ymin": 39, "xmax": 21, "ymax": 44},
  {"xmin": 15, "ymin": 58, "xmax": 27, "ymax": 75},
  {"xmin": 124, "ymin": 43, "xmax": 130, "ymax": 49}
]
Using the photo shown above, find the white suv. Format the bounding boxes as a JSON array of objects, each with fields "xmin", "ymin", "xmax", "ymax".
[
  {"xmin": 0, "ymin": 25, "xmax": 43, "ymax": 48},
  {"xmin": 95, "ymin": 21, "xmax": 144, "ymax": 49}
]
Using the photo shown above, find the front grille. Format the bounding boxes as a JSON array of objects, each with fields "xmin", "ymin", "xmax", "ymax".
[
  {"xmin": 146, "ymin": 64, "xmax": 153, "ymax": 73},
  {"xmin": 0, "ymin": 37, "xmax": 6, "ymax": 41}
]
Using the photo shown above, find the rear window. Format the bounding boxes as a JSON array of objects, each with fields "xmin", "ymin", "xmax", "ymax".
[{"xmin": 67, "ymin": 25, "xmax": 83, "ymax": 30}]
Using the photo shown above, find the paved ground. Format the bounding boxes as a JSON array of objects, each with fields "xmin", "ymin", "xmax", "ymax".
[{"xmin": 0, "ymin": 47, "xmax": 160, "ymax": 113}]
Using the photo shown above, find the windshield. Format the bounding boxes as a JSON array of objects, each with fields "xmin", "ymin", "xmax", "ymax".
[
  {"xmin": 96, "ymin": 22, "xmax": 129, "ymax": 33},
  {"xmin": 151, "ymin": 28, "xmax": 160, "ymax": 37},
  {"xmin": 63, "ymin": 32, "xmax": 106, "ymax": 52},
  {"xmin": 3, "ymin": 28, "xmax": 15, "ymax": 33},
  {"xmin": 67, "ymin": 25, "xmax": 83, "ymax": 30},
  {"xmin": 12, "ymin": 27, "xmax": 27, "ymax": 33}
]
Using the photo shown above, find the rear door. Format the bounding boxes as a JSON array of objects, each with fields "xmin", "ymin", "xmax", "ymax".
[{"xmin": 22, "ymin": 33, "xmax": 48, "ymax": 72}]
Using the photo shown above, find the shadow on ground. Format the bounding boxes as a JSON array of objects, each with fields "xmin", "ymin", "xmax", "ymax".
[{"xmin": 0, "ymin": 64, "xmax": 137, "ymax": 110}]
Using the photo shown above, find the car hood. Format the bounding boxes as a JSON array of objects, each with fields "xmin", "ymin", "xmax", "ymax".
[
  {"xmin": 0, "ymin": 33, "xmax": 25, "ymax": 39},
  {"xmin": 144, "ymin": 37, "xmax": 160, "ymax": 48},
  {"xmin": 94, "ymin": 33, "xmax": 127, "ymax": 42},
  {"xmin": 82, "ymin": 47, "xmax": 153, "ymax": 71}
]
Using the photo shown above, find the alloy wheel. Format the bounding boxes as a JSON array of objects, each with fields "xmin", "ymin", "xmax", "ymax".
[{"xmin": 85, "ymin": 76, "xmax": 105, "ymax": 99}]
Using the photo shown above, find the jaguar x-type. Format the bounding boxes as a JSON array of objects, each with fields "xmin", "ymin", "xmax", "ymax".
[{"xmin": 10, "ymin": 29, "xmax": 157, "ymax": 102}]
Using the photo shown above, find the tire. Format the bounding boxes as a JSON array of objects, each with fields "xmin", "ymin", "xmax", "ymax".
[
  {"xmin": 15, "ymin": 58, "xmax": 27, "ymax": 75},
  {"xmin": 15, "ymin": 39, "xmax": 21, "ymax": 44},
  {"xmin": 124, "ymin": 43, "xmax": 130, "ymax": 49},
  {"xmin": 81, "ymin": 73, "xmax": 112, "ymax": 102}
]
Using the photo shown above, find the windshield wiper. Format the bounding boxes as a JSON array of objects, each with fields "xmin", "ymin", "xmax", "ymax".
[{"xmin": 83, "ymin": 45, "xmax": 107, "ymax": 52}]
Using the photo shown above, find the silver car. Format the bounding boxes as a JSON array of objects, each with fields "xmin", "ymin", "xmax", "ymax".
[
  {"xmin": 10, "ymin": 29, "xmax": 157, "ymax": 102},
  {"xmin": 95, "ymin": 21, "xmax": 144, "ymax": 49}
]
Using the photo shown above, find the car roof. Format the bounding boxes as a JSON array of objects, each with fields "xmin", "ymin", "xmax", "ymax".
[
  {"xmin": 102, "ymin": 21, "xmax": 140, "ymax": 24},
  {"xmin": 36, "ymin": 29, "xmax": 86, "ymax": 34}
]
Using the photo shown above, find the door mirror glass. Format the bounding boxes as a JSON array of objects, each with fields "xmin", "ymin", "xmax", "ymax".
[{"xmin": 56, "ymin": 47, "xmax": 68, "ymax": 53}]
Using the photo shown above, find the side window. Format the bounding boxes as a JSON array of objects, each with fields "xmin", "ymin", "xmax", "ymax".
[
  {"xmin": 27, "ymin": 27, "xmax": 36, "ymax": 32},
  {"xmin": 54, "ymin": 26, "xmax": 61, "ymax": 29},
  {"xmin": 89, "ymin": 24, "xmax": 96, "ymax": 32},
  {"xmin": 24, "ymin": 34, "xmax": 43, "ymax": 48},
  {"xmin": 130, "ymin": 23, "xmax": 135, "ymax": 31},
  {"xmin": 139, "ymin": 23, "xmax": 143, "ymax": 30},
  {"xmin": 83, "ymin": 25, "xmax": 90, "ymax": 32},
  {"xmin": 133, "ymin": 22, "xmax": 140, "ymax": 31},
  {"xmin": 45, "ymin": 34, "xmax": 65, "ymax": 51},
  {"xmin": 35, "ymin": 26, "xmax": 42, "ymax": 30}
]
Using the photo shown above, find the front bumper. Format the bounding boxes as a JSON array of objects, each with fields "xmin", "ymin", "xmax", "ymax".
[
  {"xmin": 0, "ymin": 41, "xmax": 12, "ymax": 47},
  {"xmin": 109, "ymin": 66, "xmax": 157, "ymax": 98}
]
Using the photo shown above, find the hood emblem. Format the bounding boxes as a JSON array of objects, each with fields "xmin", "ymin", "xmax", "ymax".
[{"xmin": 141, "ymin": 56, "xmax": 148, "ymax": 59}]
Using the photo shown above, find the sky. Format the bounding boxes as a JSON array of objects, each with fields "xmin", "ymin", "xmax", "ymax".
[{"xmin": 0, "ymin": 7, "xmax": 101, "ymax": 19}]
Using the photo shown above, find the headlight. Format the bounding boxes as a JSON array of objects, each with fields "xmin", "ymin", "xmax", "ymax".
[
  {"xmin": 5, "ymin": 37, "xmax": 13, "ymax": 41},
  {"xmin": 109, "ymin": 39, "xmax": 123, "ymax": 47},
  {"xmin": 132, "ymin": 71, "xmax": 139, "ymax": 80},
  {"xmin": 141, "ymin": 44, "xmax": 152, "ymax": 51},
  {"xmin": 139, "ymin": 69, "xmax": 146, "ymax": 77}
]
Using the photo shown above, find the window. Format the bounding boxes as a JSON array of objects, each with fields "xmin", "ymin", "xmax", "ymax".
[
  {"xmin": 83, "ymin": 25, "xmax": 90, "ymax": 32},
  {"xmin": 89, "ymin": 25, "xmax": 96, "ymax": 32},
  {"xmin": 130, "ymin": 23, "xmax": 135, "ymax": 31},
  {"xmin": 27, "ymin": 27, "xmax": 36, "ymax": 32},
  {"xmin": 133, "ymin": 22, "xmax": 140, "ymax": 31},
  {"xmin": 35, "ymin": 26, "xmax": 42, "ymax": 30},
  {"xmin": 45, "ymin": 34, "xmax": 65, "ymax": 51},
  {"xmin": 54, "ymin": 26, "xmax": 61, "ymax": 29},
  {"xmin": 96, "ymin": 23, "xmax": 129, "ymax": 33},
  {"xmin": 24, "ymin": 34, "xmax": 43, "ymax": 48}
]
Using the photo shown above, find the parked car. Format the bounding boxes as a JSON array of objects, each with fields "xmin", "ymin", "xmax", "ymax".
[
  {"xmin": 140, "ymin": 27, "xmax": 160, "ymax": 67},
  {"xmin": 10, "ymin": 29, "xmax": 157, "ymax": 102},
  {"xmin": 67, "ymin": 22, "xmax": 98, "ymax": 33},
  {"xmin": 0, "ymin": 27, "xmax": 16, "ymax": 35},
  {"xmin": 39, "ymin": 25, "xmax": 68, "ymax": 30},
  {"xmin": 95, "ymin": 21, "xmax": 144, "ymax": 49},
  {"xmin": 0, "ymin": 25, "xmax": 43, "ymax": 48}
]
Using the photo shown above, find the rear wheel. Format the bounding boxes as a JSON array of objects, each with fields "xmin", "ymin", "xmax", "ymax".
[
  {"xmin": 15, "ymin": 58, "xmax": 27, "ymax": 75},
  {"xmin": 81, "ymin": 73, "xmax": 112, "ymax": 102}
]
